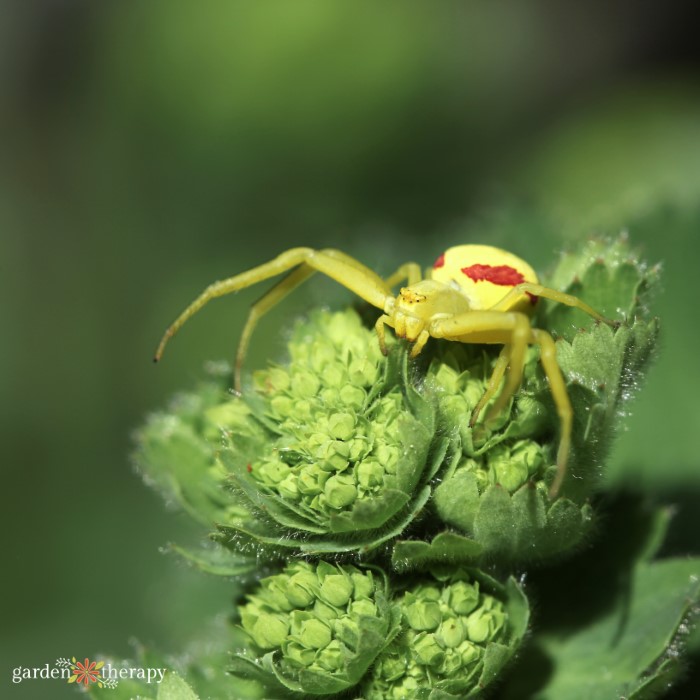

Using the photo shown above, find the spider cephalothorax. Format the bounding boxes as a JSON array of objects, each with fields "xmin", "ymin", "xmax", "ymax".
[{"xmin": 155, "ymin": 245, "xmax": 617, "ymax": 497}]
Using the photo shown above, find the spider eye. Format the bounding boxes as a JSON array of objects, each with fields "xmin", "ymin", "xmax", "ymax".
[{"xmin": 400, "ymin": 288, "xmax": 426, "ymax": 304}]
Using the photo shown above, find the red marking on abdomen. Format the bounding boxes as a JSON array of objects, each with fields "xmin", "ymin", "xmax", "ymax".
[
  {"xmin": 433, "ymin": 253, "xmax": 445, "ymax": 269},
  {"xmin": 462, "ymin": 263, "xmax": 538, "ymax": 305},
  {"xmin": 462, "ymin": 263, "xmax": 525, "ymax": 285}
]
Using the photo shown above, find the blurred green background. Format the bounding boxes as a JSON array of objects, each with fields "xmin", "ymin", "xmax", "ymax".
[{"xmin": 2, "ymin": 1, "xmax": 700, "ymax": 697}]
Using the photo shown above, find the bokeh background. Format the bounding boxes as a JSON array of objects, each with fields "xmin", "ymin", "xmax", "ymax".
[{"xmin": 2, "ymin": 1, "xmax": 700, "ymax": 697}]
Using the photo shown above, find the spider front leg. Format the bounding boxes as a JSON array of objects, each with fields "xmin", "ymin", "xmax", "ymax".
[{"xmin": 154, "ymin": 248, "xmax": 393, "ymax": 381}]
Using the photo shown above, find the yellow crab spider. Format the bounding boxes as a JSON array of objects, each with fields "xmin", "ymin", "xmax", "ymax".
[{"xmin": 154, "ymin": 245, "xmax": 617, "ymax": 498}]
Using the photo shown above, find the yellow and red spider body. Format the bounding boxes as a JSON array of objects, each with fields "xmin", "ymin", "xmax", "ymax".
[
  {"xmin": 155, "ymin": 244, "xmax": 616, "ymax": 497},
  {"xmin": 431, "ymin": 245, "xmax": 539, "ymax": 314}
]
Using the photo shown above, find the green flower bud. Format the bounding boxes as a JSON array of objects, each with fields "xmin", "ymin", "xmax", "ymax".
[
  {"xmin": 294, "ymin": 399, "xmax": 313, "ymax": 420},
  {"xmin": 249, "ymin": 613, "xmax": 289, "ymax": 650},
  {"xmin": 488, "ymin": 443, "xmax": 529, "ymax": 493},
  {"xmin": 373, "ymin": 444, "xmax": 400, "ymax": 474},
  {"xmin": 283, "ymin": 641, "xmax": 316, "ymax": 668},
  {"xmin": 339, "ymin": 383, "xmax": 366, "ymax": 410},
  {"xmin": 404, "ymin": 599, "xmax": 442, "ymax": 631},
  {"xmin": 202, "ymin": 401, "xmax": 251, "ymax": 441},
  {"xmin": 287, "ymin": 569, "xmax": 318, "ymax": 608},
  {"xmin": 265, "ymin": 576, "xmax": 296, "ymax": 612},
  {"xmin": 460, "ymin": 640, "xmax": 481, "ymax": 666},
  {"xmin": 350, "ymin": 598, "xmax": 377, "ymax": 617},
  {"xmin": 310, "ymin": 343, "xmax": 336, "ymax": 373},
  {"xmin": 270, "ymin": 395, "xmax": 294, "ymax": 418},
  {"xmin": 266, "ymin": 367, "xmax": 292, "ymax": 392},
  {"xmin": 351, "ymin": 571, "xmax": 375, "ymax": 599},
  {"xmin": 319, "ymin": 387, "xmax": 340, "ymax": 405},
  {"xmin": 466, "ymin": 604, "xmax": 506, "ymax": 643},
  {"xmin": 324, "ymin": 474, "xmax": 357, "ymax": 509},
  {"xmin": 348, "ymin": 357, "xmax": 379, "ymax": 386},
  {"xmin": 315, "ymin": 639, "xmax": 344, "ymax": 672},
  {"xmin": 348, "ymin": 437, "xmax": 370, "ymax": 461},
  {"xmin": 356, "ymin": 459, "xmax": 384, "ymax": 490},
  {"xmin": 437, "ymin": 618, "xmax": 466, "ymax": 648},
  {"xmin": 413, "ymin": 632, "xmax": 445, "ymax": 666},
  {"xmin": 414, "ymin": 583, "xmax": 441, "ymax": 601},
  {"xmin": 320, "ymin": 571, "xmax": 354, "ymax": 608},
  {"xmin": 376, "ymin": 652, "xmax": 407, "ymax": 682},
  {"xmin": 322, "ymin": 364, "xmax": 346, "ymax": 387},
  {"xmin": 314, "ymin": 440, "xmax": 350, "ymax": 472},
  {"xmin": 328, "ymin": 412, "xmax": 356, "ymax": 440},
  {"xmin": 291, "ymin": 369, "xmax": 321, "ymax": 397},
  {"xmin": 446, "ymin": 580, "xmax": 480, "ymax": 615},
  {"xmin": 256, "ymin": 459, "xmax": 289, "ymax": 485},
  {"xmin": 313, "ymin": 599, "xmax": 340, "ymax": 621},
  {"xmin": 297, "ymin": 466, "xmax": 329, "ymax": 495},
  {"xmin": 277, "ymin": 474, "xmax": 300, "ymax": 501},
  {"xmin": 293, "ymin": 614, "xmax": 332, "ymax": 650},
  {"xmin": 512, "ymin": 439, "xmax": 546, "ymax": 477}
]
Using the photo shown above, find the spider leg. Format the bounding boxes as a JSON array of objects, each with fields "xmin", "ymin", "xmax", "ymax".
[
  {"xmin": 431, "ymin": 311, "xmax": 530, "ymax": 419},
  {"xmin": 409, "ymin": 329, "xmax": 431, "ymax": 358},
  {"xmin": 482, "ymin": 313, "xmax": 531, "ymax": 425},
  {"xmin": 233, "ymin": 248, "xmax": 392, "ymax": 390},
  {"xmin": 469, "ymin": 345, "xmax": 510, "ymax": 427},
  {"xmin": 384, "ymin": 262, "xmax": 422, "ymax": 288},
  {"xmin": 374, "ymin": 314, "xmax": 391, "ymax": 355},
  {"xmin": 532, "ymin": 329, "xmax": 572, "ymax": 498},
  {"xmin": 155, "ymin": 248, "xmax": 393, "ymax": 364},
  {"xmin": 490, "ymin": 283, "xmax": 618, "ymax": 326},
  {"xmin": 234, "ymin": 265, "xmax": 315, "ymax": 391}
]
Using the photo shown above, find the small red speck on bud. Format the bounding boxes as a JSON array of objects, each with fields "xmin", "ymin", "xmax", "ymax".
[
  {"xmin": 246, "ymin": 464, "xmax": 252, "ymax": 472},
  {"xmin": 433, "ymin": 253, "xmax": 445, "ymax": 269}
]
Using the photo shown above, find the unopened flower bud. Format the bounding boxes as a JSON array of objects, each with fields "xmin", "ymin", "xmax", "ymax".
[
  {"xmin": 413, "ymin": 633, "xmax": 444, "ymax": 666},
  {"xmin": 324, "ymin": 474, "xmax": 357, "ymax": 508},
  {"xmin": 328, "ymin": 412, "xmax": 356, "ymax": 440}
]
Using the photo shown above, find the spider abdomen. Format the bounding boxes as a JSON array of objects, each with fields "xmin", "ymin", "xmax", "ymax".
[{"xmin": 430, "ymin": 244, "xmax": 539, "ymax": 314}]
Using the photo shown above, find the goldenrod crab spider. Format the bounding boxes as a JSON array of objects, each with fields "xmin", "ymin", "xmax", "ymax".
[{"xmin": 154, "ymin": 245, "xmax": 618, "ymax": 498}]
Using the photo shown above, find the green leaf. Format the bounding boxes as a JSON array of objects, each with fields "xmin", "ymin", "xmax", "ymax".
[
  {"xmin": 500, "ymin": 494, "xmax": 700, "ymax": 700},
  {"xmin": 157, "ymin": 671, "xmax": 200, "ymax": 700},
  {"xmin": 391, "ymin": 531, "xmax": 484, "ymax": 572},
  {"xmin": 523, "ymin": 558, "xmax": 699, "ymax": 700},
  {"xmin": 167, "ymin": 542, "xmax": 257, "ymax": 577}
]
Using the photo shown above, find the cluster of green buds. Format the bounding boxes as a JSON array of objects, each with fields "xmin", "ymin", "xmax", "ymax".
[
  {"xmin": 232, "ymin": 561, "xmax": 401, "ymax": 695},
  {"xmin": 424, "ymin": 344, "xmax": 594, "ymax": 562},
  {"xmin": 245, "ymin": 319, "xmax": 412, "ymax": 517},
  {"xmin": 360, "ymin": 570, "xmax": 527, "ymax": 699},
  {"xmin": 215, "ymin": 308, "xmax": 438, "ymax": 556},
  {"xmin": 232, "ymin": 563, "xmax": 526, "ymax": 699}
]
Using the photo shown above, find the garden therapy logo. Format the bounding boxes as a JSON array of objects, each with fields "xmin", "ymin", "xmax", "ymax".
[
  {"xmin": 11, "ymin": 657, "xmax": 167, "ymax": 688},
  {"xmin": 58, "ymin": 657, "xmax": 115, "ymax": 688}
]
